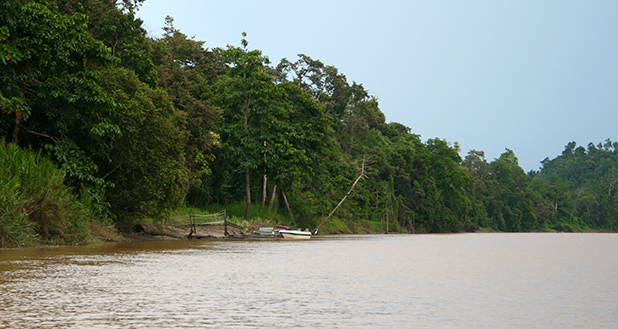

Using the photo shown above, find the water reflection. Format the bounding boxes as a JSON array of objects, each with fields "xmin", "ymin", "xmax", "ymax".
[{"xmin": 1, "ymin": 233, "xmax": 617, "ymax": 328}]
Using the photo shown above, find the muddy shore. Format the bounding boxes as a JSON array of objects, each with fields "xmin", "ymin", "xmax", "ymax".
[{"xmin": 124, "ymin": 221, "xmax": 254, "ymax": 241}]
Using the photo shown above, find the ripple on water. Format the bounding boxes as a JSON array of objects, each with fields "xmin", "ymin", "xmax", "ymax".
[{"xmin": 0, "ymin": 233, "xmax": 617, "ymax": 328}]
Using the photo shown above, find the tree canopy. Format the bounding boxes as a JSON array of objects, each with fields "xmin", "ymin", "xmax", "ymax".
[{"xmin": 1, "ymin": 0, "xmax": 615, "ymax": 246}]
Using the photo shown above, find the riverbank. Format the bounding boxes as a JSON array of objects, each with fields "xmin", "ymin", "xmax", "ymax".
[
  {"xmin": 3, "ymin": 213, "xmax": 610, "ymax": 250},
  {"xmin": 127, "ymin": 221, "xmax": 248, "ymax": 241}
]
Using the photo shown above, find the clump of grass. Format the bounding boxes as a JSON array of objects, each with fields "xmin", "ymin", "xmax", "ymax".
[
  {"xmin": 202, "ymin": 202, "xmax": 280, "ymax": 221},
  {"xmin": 169, "ymin": 202, "xmax": 301, "ymax": 232},
  {"xmin": 225, "ymin": 216, "xmax": 277, "ymax": 230},
  {"xmin": 0, "ymin": 174, "xmax": 38, "ymax": 247},
  {"xmin": 0, "ymin": 141, "xmax": 98, "ymax": 247},
  {"xmin": 174, "ymin": 202, "xmax": 293, "ymax": 226},
  {"xmin": 320, "ymin": 216, "xmax": 352, "ymax": 234}
]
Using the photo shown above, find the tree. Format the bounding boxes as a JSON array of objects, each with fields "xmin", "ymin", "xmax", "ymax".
[
  {"xmin": 97, "ymin": 67, "xmax": 188, "ymax": 221},
  {"xmin": 463, "ymin": 150, "xmax": 492, "ymax": 229},
  {"xmin": 487, "ymin": 150, "xmax": 537, "ymax": 231},
  {"xmin": 0, "ymin": 0, "xmax": 115, "ymax": 204},
  {"xmin": 152, "ymin": 17, "xmax": 223, "ymax": 205},
  {"xmin": 531, "ymin": 140, "xmax": 617, "ymax": 231},
  {"xmin": 216, "ymin": 34, "xmax": 275, "ymax": 218},
  {"xmin": 56, "ymin": 0, "xmax": 158, "ymax": 85}
]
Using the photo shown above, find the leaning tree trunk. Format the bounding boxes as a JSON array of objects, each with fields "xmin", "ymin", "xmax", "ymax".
[
  {"xmin": 12, "ymin": 112, "xmax": 22, "ymax": 143},
  {"xmin": 245, "ymin": 167, "xmax": 251, "ymax": 219},
  {"xmin": 282, "ymin": 189, "xmax": 294, "ymax": 222},
  {"xmin": 313, "ymin": 157, "xmax": 366, "ymax": 234},
  {"xmin": 269, "ymin": 185, "xmax": 277, "ymax": 210},
  {"xmin": 243, "ymin": 97, "xmax": 251, "ymax": 219},
  {"xmin": 262, "ymin": 173, "xmax": 267, "ymax": 206}
]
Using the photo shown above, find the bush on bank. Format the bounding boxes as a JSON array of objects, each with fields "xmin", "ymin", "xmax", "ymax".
[{"xmin": 0, "ymin": 141, "xmax": 104, "ymax": 247}]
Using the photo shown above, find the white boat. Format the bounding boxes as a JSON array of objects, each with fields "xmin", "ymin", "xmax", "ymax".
[
  {"xmin": 253, "ymin": 227, "xmax": 277, "ymax": 237},
  {"xmin": 279, "ymin": 229, "xmax": 312, "ymax": 240}
]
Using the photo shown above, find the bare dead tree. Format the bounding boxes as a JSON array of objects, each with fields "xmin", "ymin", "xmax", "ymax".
[
  {"xmin": 313, "ymin": 157, "xmax": 367, "ymax": 234},
  {"xmin": 268, "ymin": 185, "xmax": 277, "ymax": 210},
  {"xmin": 282, "ymin": 189, "xmax": 294, "ymax": 222}
]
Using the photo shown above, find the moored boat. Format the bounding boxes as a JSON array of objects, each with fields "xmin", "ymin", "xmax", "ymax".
[
  {"xmin": 253, "ymin": 227, "xmax": 276, "ymax": 237},
  {"xmin": 279, "ymin": 229, "xmax": 312, "ymax": 240}
]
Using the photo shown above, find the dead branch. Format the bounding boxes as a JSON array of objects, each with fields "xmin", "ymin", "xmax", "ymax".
[{"xmin": 313, "ymin": 156, "xmax": 367, "ymax": 234}]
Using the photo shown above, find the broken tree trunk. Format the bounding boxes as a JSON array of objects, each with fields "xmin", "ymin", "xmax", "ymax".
[
  {"xmin": 243, "ymin": 97, "xmax": 251, "ymax": 219},
  {"xmin": 245, "ymin": 167, "xmax": 251, "ymax": 219},
  {"xmin": 282, "ymin": 189, "xmax": 294, "ymax": 222},
  {"xmin": 262, "ymin": 174, "xmax": 267, "ymax": 206},
  {"xmin": 269, "ymin": 185, "xmax": 277, "ymax": 210},
  {"xmin": 313, "ymin": 157, "xmax": 366, "ymax": 234},
  {"xmin": 12, "ymin": 112, "xmax": 21, "ymax": 143},
  {"xmin": 262, "ymin": 140, "xmax": 267, "ymax": 206}
]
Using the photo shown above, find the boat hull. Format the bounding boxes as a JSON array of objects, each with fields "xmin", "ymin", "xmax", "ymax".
[{"xmin": 279, "ymin": 230, "xmax": 311, "ymax": 240}]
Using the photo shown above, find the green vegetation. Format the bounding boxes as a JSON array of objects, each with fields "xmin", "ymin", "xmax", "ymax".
[
  {"xmin": 0, "ymin": 141, "xmax": 113, "ymax": 247},
  {"xmin": 1, "ymin": 1, "xmax": 616, "ymax": 247},
  {"xmin": 530, "ymin": 141, "xmax": 617, "ymax": 231},
  {"xmin": 463, "ymin": 143, "xmax": 617, "ymax": 232}
]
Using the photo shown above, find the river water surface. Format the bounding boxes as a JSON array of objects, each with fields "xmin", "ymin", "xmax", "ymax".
[{"xmin": 1, "ymin": 233, "xmax": 617, "ymax": 328}]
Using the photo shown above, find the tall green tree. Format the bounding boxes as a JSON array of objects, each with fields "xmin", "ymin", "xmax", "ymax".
[
  {"xmin": 152, "ymin": 16, "xmax": 223, "ymax": 205},
  {"xmin": 216, "ymin": 34, "xmax": 276, "ymax": 218},
  {"xmin": 56, "ymin": 0, "xmax": 158, "ymax": 85},
  {"xmin": 97, "ymin": 67, "xmax": 188, "ymax": 222},
  {"xmin": 486, "ymin": 150, "xmax": 537, "ymax": 231},
  {"xmin": 0, "ymin": 0, "xmax": 114, "ymax": 195},
  {"xmin": 530, "ymin": 140, "xmax": 617, "ymax": 231}
]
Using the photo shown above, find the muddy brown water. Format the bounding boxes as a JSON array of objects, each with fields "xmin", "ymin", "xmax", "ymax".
[{"xmin": 1, "ymin": 233, "xmax": 617, "ymax": 328}]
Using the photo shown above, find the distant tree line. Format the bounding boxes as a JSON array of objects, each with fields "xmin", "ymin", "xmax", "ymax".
[{"xmin": 1, "ymin": 0, "xmax": 615, "ymax": 246}]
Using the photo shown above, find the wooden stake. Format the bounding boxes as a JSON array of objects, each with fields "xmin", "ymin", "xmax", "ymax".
[
  {"xmin": 224, "ymin": 210, "xmax": 228, "ymax": 237},
  {"xmin": 187, "ymin": 214, "xmax": 196, "ymax": 238}
]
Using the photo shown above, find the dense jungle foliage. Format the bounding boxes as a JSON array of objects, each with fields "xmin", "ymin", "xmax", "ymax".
[{"xmin": 1, "ymin": 0, "xmax": 616, "ymax": 246}]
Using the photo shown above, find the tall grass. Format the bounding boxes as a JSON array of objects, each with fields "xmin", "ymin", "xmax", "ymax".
[
  {"xmin": 169, "ymin": 202, "xmax": 294, "ymax": 228},
  {"xmin": 0, "ymin": 141, "xmax": 97, "ymax": 247},
  {"xmin": 170, "ymin": 202, "xmax": 407, "ymax": 233}
]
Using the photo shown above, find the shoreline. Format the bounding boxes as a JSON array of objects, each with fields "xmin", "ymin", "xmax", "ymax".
[{"xmin": 2, "ymin": 228, "xmax": 614, "ymax": 251}]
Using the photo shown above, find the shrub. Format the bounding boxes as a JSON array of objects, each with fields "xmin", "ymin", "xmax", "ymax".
[{"xmin": 0, "ymin": 141, "xmax": 95, "ymax": 247}]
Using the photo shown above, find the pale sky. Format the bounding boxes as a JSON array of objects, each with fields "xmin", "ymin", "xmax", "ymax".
[{"xmin": 136, "ymin": 0, "xmax": 617, "ymax": 171}]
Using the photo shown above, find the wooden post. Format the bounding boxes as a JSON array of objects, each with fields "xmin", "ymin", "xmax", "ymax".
[
  {"xmin": 224, "ymin": 210, "xmax": 228, "ymax": 237},
  {"xmin": 188, "ymin": 213, "xmax": 196, "ymax": 238}
]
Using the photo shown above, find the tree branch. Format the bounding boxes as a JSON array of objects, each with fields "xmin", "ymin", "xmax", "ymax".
[
  {"xmin": 23, "ymin": 127, "xmax": 56, "ymax": 141},
  {"xmin": 313, "ymin": 156, "xmax": 366, "ymax": 234}
]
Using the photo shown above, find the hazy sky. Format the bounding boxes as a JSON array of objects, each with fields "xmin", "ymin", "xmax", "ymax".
[{"xmin": 136, "ymin": 0, "xmax": 617, "ymax": 171}]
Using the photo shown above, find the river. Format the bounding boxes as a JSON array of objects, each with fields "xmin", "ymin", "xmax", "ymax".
[{"xmin": 0, "ymin": 233, "xmax": 616, "ymax": 328}]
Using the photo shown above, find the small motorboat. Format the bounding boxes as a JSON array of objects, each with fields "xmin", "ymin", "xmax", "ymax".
[
  {"xmin": 279, "ymin": 228, "xmax": 312, "ymax": 240},
  {"xmin": 253, "ymin": 227, "xmax": 277, "ymax": 237}
]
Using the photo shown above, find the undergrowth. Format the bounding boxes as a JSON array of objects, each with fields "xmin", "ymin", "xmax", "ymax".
[{"xmin": 0, "ymin": 141, "xmax": 106, "ymax": 247}]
